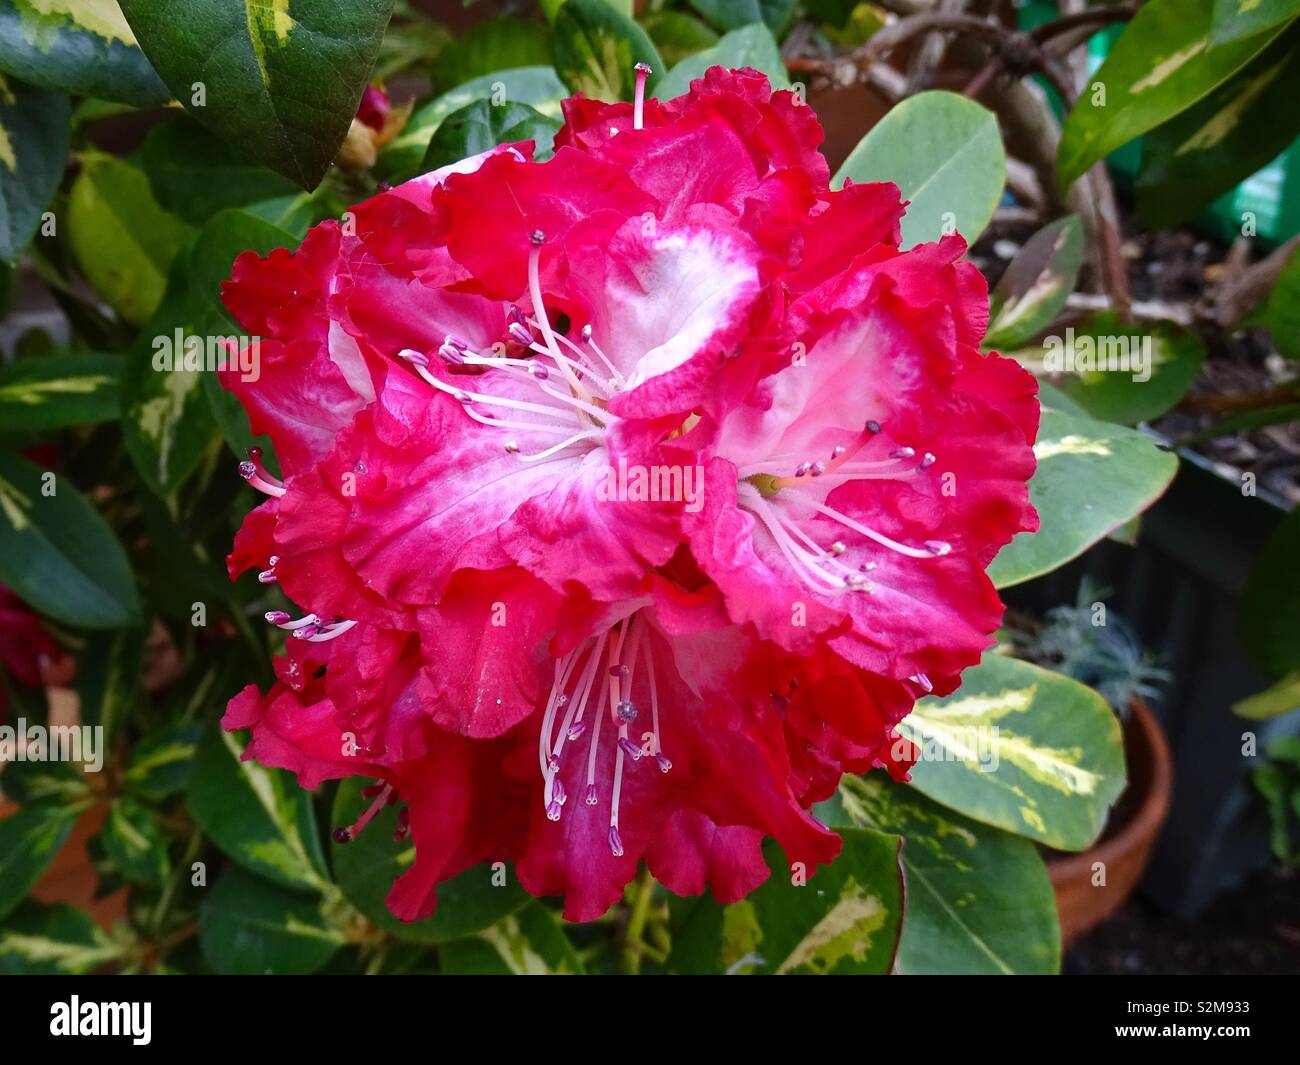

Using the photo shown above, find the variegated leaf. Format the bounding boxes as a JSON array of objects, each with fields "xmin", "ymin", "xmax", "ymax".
[
  {"xmin": 668, "ymin": 830, "xmax": 904, "ymax": 974},
  {"xmin": 0, "ymin": 0, "xmax": 167, "ymax": 105},
  {"xmin": 118, "ymin": 0, "xmax": 396, "ymax": 188},
  {"xmin": 899, "ymin": 654, "xmax": 1126, "ymax": 850}
]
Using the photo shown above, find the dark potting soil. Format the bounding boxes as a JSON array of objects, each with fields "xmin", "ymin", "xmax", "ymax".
[
  {"xmin": 972, "ymin": 214, "xmax": 1300, "ymax": 509},
  {"xmin": 1064, "ymin": 865, "xmax": 1300, "ymax": 975}
]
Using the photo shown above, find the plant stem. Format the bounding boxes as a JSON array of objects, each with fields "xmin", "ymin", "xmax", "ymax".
[{"xmin": 620, "ymin": 866, "xmax": 657, "ymax": 975}]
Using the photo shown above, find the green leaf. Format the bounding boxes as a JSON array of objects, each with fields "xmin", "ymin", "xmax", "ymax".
[
  {"xmin": 827, "ymin": 775, "xmax": 1060, "ymax": 974},
  {"xmin": 141, "ymin": 115, "xmax": 300, "ymax": 226},
  {"xmin": 1057, "ymin": 0, "xmax": 1287, "ymax": 187},
  {"xmin": 900, "ymin": 654, "xmax": 1126, "ymax": 850},
  {"xmin": 432, "ymin": 16, "xmax": 553, "ymax": 94},
  {"xmin": 0, "ymin": 901, "xmax": 123, "ymax": 974},
  {"xmin": 0, "ymin": 760, "xmax": 89, "ymax": 807},
  {"xmin": 655, "ymin": 22, "xmax": 788, "ymax": 100},
  {"xmin": 119, "ymin": 260, "xmax": 219, "ymax": 499},
  {"xmin": 439, "ymin": 904, "xmax": 585, "ymax": 974},
  {"xmin": 1234, "ymin": 672, "xmax": 1300, "ymax": 720},
  {"xmin": 0, "ymin": 802, "xmax": 81, "ymax": 921},
  {"xmin": 188, "ymin": 722, "xmax": 329, "ymax": 892},
  {"xmin": 0, "ymin": 451, "xmax": 141, "ymax": 628},
  {"xmin": 1210, "ymin": 0, "xmax": 1300, "ymax": 43},
  {"xmin": 984, "ymin": 216, "xmax": 1083, "ymax": 350},
  {"xmin": 75, "ymin": 626, "xmax": 143, "ymax": 744},
  {"xmin": 834, "ymin": 90, "xmax": 1004, "ymax": 249},
  {"xmin": 1136, "ymin": 26, "xmax": 1300, "ymax": 228},
  {"xmin": 1240, "ymin": 507, "xmax": 1300, "ymax": 678},
  {"xmin": 0, "ymin": 352, "xmax": 121, "ymax": 433},
  {"xmin": 117, "ymin": 0, "xmax": 397, "ymax": 188},
  {"xmin": 184, "ymin": 207, "xmax": 294, "ymax": 338},
  {"xmin": 378, "ymin": 66, "xmax": 566, "ymax": 182},
  {"xmin": 421, "ymin": 99, "xmax": 560, "ymax": 173},
  {"xmin": 184, "ymin": 208, "xmax": 296, "ymax": 461},
  {"xmin": 1042, "ymin": 313, "xmax": 1206, "ymax": 426},
  {"xmin": 668, "ymin": 830, "xmax": 904, "ymax": 974},
  {"xmin": 1258, "ymin": 243, "xmax": 1300, "ymax": 359},
  {"xmin": 554, "ymin": 0, "xmax": 663, "ymax": 101},
  {"xmin": 0, "ymin": 74, "xmax": 70, "ymax": 263},
  {"xmin": 640, "ymin": 10, "xmax": 719, "ymax": 68},
  {"xmin": 686, "ymin": 0, "xmax": 794, "ymax": 35},
  {"xmin": 122, "ymin": 719, "xmax": 202, "ymax": 799},
  {"xmin": 988, "ymin": 410, "xmax": 1178, "ymax": 588},
  {"xmin": 67, "ymin": 153, "xmax": 192, "ymax": 325},
  {"xmin": 331, "ymin": 777, "xmax": 529, "ymax": 943},
  {"xmin": 98, "ymin": 796, "xmax": 169, "ymax": 885},
  {"xmin": 199, "ymin": 864, "xmax": 342, "ymax": 975},
  {"xmin": 0, "ymin": 0, "xmax": 168, "ymax": 105}
]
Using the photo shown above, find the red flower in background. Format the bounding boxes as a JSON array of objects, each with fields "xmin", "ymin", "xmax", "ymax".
[
  {"xmin": 0, "ymin": 585, "xmax": 64, "ymax": 722},
  {"xmin": 219, "ymin": 65, "xmax": 1037, "ymax": 921}
]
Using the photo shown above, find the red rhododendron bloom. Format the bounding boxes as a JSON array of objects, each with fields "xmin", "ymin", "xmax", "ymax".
[{"xmin": 219, "ymin": 65, "xmax": 1038, "ymax": 922}]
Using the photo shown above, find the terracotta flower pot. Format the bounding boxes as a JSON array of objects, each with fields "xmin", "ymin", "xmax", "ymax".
[{"xmin": 1046, "ymin": 699, "xmax": 1173, "ymax": 946}]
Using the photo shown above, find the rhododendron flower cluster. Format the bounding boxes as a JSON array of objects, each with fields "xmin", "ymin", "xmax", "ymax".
[{"xmin": 220, "ymin": 65, "xmax": 1038, "ymax": 922}]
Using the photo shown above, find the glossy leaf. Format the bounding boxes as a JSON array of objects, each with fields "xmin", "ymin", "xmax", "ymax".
[
  {"xmin": 553, "ymin": 0, "xmax": 662, "ymax": 101},
  {"xmin": 1233, "ymin": 672, "xmax": 1300, "ymax": 720},
  {"xmin": 438, "ymin": 904, "xmax": 585, "ymax": 974},
  {"xmin": 900, "ymin": 654, "xmax": 1127, "ymax": 850},
  {"xmin": 0, "ymin": 0, "xmax": 167, "ymax": 105},
  {"xmin": 0, "ymin": 450, "xmax": 141, "ymax": 628},
  {"xmin": 330, "ymin": 777, "xmax": 529, "ymax": 943},
  {"xmin": 1136, "ymin": 26, "xmax": 1300, "ymax": 228},
  {"xmin": 668, "ymin": 830, "xmax": 904, "ymax": 974},
  {"xmin": 121, "ymin": 719, "xmax": 202, "ymax": 799},
  {"xmin": 433, "ymin": 17, "xmax": 553, "ymax": 94},
  {"xmin": 1042, "ymin": 313, "xmax": 1206, "ymax": 426},
  {"xmin": 0, "ymin": 352, "xmax": 121, "ymax": 434},
  {"xmin": 0, "ymin": 802, "xmax": 82, "ymax": 921},
  {"xmin": 188, "ymin": 722, "xmax": 330, "ymax": 892},
  {"xmin": 67, "ymin": 153, "xmax": 192, "ymax": 325},
  {"xmin": 826, "ymin": 775, "xmax": 1060, "ymax": 974},
  {"xmin": 199, "ymin": 865, "xmax": 342, "ymax": 975},
  {"xmin": 185, "ymin": 208, "xmax": 295, "ymax": 461},
  {"xmin": 1259, "ymin": 243, "xmax": 1300, "ymax": 359},
  {"xmin": 0, "ymin": 901, "xmax": 123, "ymax": 974},
  {"xmin": 118, "ymin": 0, "xmax": 396, "ymax": 188},
  {"xmin": 834, "ymin": 90, "xmax": 1004, "ymax": 249},
  {"xmin": 0, "ymin": 74, "xmax": 70, "ymax": 263},
  {"xmin": 655, "ymin": 22, "xmax": 788, "ymax": 100},
  {"xmin": 378, "ymin": 66, "xmax": 566, "ymax": 181},
  {"xmin": 98, "ymin": 796, "xmax": 169, "ymax": 885},
  {"xmin": 984, "ymin": 215, "xmax": 1083, "ymax": 350},
  {"xmin": 119, "ymin": 259, "xmax": 219, "ymax": 499},
  {"xmin": 1058, "ymin": 0, "xmax": 1287, "ymax": 186},
  {"xmin": 1210, "ymin": 0, "xmax": 1300, "ymax": 43},
  {"xmin": 421, "ymin": 98, "xmax": 559, "ymax": 173},
  {"xmin": 686, "ymin": 0, "xmax": 795, "ymax": 35},
  {"xmin": 988, "ymin": 410, "xmax": 1178, "ymax": 588},
  {"xmin": 141, "ymin": 116, "xmax": 300, "ymax": 226},
  {"xmin": 74, "ymin": 627, "xmax": 144, "ymax": 744},
  {"xmin": 640, "ymin": 10, "xmax": 719, "ymax": 67}
]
